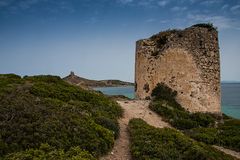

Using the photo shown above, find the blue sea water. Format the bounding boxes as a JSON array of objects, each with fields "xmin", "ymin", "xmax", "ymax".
[
  {"xmin": 221, "ymin": 83, "xmax": 240, "ymax": 119},
  {"xmin": 94, "ymin": 83, "xmax": 240, "ymax": 119},
  {"xmin": 94, "ymin": 86, "xmax": 135, "ymax": 99}
]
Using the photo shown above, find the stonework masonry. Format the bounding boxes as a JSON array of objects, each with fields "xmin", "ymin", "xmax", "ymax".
[{"xmin": 135, "ymin": 24, "xmax": 221, "ymax": 113}]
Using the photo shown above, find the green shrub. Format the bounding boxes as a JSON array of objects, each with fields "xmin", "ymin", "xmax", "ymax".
[
  {"xmin": 95, "ymin": 117, "xmax": 120, "ymax": 139},
  {"xmin": 24, "ymin": 75, "xmax": 62, "ymax": 83},
  {"xmin": 150, "ymin": 82, "xmax": 240, "ymax": 152},
  {"xmin": 150, "ymin": 83, "xmax": 216, "ymax": 130},
  {"xmin": 187, "ymin": 119, "xmax": 240, "ymax": 152},
  {"xmin": 5, "ymin": 144, "xmax": 96, "ymax": 160},
  {"xmin": 149, "ymin": 99, "xmax": 215, "ymax": 130},
  {"xmin": 0, "ymin": 92, "xmax": 114, "ymax": 157},
  {"xmin": 0, "ymin": 75, "xmax": 122, "ymax": 159},
  {"xmin": 192, "ymin": 23, "xmax": 217, "ymax": 30},
  {"xmin": 172, "ymin": 118, "xmax": 198, "ymax": 129},
  {"xmin": 185, "ymin": 128, "xmax": 218, "ymax": 144},
  {"xmin": 222, "ymin": 113, "xmax": 232, "ymax": 120},
  {"xmin": 0, "ymin": 74, "xmax": 21, "ymax": 79},
  {"xmin": 224, "ymin": 119, "xmax": 240, "ymax": 127},
  {"xmin": 191, "ymin": 112, "xmax": 215, "ymax": 127},
  {"xmin": 151, "ymin": 83, "xmax": 177, "ymax": 101},
  {"xmin": 128, "ymin": 118, "xmax": 235, "ymax": 160},
  {"xmin": 28, "ymin": 78, "xmax": 123, "ymax": 119},
  {"xmin": 0, "ymin": 74, "xmax": 23, "ymax": 96}
]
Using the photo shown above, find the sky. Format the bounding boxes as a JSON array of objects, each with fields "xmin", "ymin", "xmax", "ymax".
[{"xmin": 0, "ymin": 0, "xmax": 240, "ymax": 82}]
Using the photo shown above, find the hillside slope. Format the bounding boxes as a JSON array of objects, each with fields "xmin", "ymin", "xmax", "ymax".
[
  {"xmin": 63, "ymin": 72, "xmax": 133, "ymax": 88},
  {"xmin": 0, "ymin": 74, "xmax": 123, "ymax": 159}
]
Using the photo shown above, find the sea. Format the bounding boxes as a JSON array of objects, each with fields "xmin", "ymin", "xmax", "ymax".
[{"xmin": 94, "ymin": 83, "xmax": 240, "ymax": 119}]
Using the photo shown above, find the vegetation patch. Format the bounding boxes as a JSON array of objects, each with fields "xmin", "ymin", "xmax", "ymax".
[
  {"xmin": 150, "ymin": 29, "xmax": 181, "ymax": 56},
  {"xmin": 192, "ymin": 23, "xmax": 217, "ymax": 31},
  {"xmin": 0, "ymin": 74, "xmax": 123, "ymax": 159},
  {"xmin": 186, "ymin": 118, "xmax": 240, "ymax": 152},
  {"xmin": 150, "ymin": 99, "xmax": 216, "ymax": 129},
  {"xmin": 150, "ymin": 82, "xmax": 240, "ymax": 152},
  {"xmin": 128, "ymin": 118, "xmax": 235, "ymax": 160},
  {"xmin": 151, "ymin": 82, "xmax": 178, "ymax": 102},
  {"xmin": 4, "ymin": 144, "xmax": 96, "ymax": 160},
  {"xmin": 150, "ymin": 83, "xmax": 215, "ymax": 129},
  {"xmin": 0, "ymin": 74, "xmax": 23, "ymax": 96}
]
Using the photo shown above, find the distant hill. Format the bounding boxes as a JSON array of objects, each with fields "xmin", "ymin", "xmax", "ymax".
[{"xmin": 63, "ymin": 71, "xmax": 134, "ymax": 88}]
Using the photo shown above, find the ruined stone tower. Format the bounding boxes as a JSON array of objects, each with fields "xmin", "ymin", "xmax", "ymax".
[{"xmin": 135, "ymin": 24, "xmax": 221, "ymax": 113}]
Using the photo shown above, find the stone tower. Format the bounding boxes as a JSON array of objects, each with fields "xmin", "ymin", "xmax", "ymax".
[{"xmin": 135, "ymin": 24, "xmax": 221, "ymax": 113}]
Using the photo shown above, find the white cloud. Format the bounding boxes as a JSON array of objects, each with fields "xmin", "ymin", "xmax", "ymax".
[
  {"xmin": 158, "ymin": 0, "xmax": 169, "ymax": 7},
  {"xmin": 230, "ymin": 5, "xmax": 240, "ymax": 14},
  {"xmin": 117, "ymin": 0, "xmax": 167, "ymax": 8},
  {"xmin": 160, "ymin": 19, "xmax": 169, "ymax": 23},
  {"xmin": 58, "ymin": 1, "xmax": 75, "ymax": 13},
  {"xmin": 0, "ymin": 0, "xmax": 43, "ymax": 10},
  {"xmin": 1, "ymin": 0, "xmax": 75, "ymax": 14},
  {"xmin": 18, "ymin": 0, "xmax": 41, "ymax": 10},
  {"xmin": 0, "ymin": 0, "xmax": 14, "ymax": 7},
  {"xmin": 118, "ymin": 0, "xmax": 134, "ymax": 4},
  {"xmin": 221, "ymin": 4, "xmax": 228, "ymax": 10},
  {"xmin": 145, "ymin": 18, "xmax": 156, "ymax": 23},
  {"xmin": 179, "ymin": 0, "xmax": 200, "ymax": 4},
  {"xmin": 187, "ymin": 14, "xmax": 240, "ymax": 30},
  {"xmin": 137, "ymin": 1, "xmax": 153, "ymax": 7},
  {"xmin": 200, "ymin": 0, "xmax": 223, "ymax": 6},
  {"xmin": 85, "ymin": 17, "xmax": 98, "ymax": 24},
  {"xmin": 171, "ymin": 6, "xmax": 187, "ymax": 12},
  {"xmin": 0, "ymin": 1, "xmax": 8, "ymax": 7},
  {"xmin": 190, "ymin": 0, "xmax": 199, "ymax": 3}
]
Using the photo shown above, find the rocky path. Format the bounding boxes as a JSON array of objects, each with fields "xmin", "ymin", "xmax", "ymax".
[{"xmin": 100, "ymin": 100, "xmax": 170, "ymax": 160}]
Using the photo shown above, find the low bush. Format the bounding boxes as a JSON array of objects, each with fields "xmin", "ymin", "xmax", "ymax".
[
  {"xmin": 0, "ymin": 74, "xmax": 123, "ymax": 159},
  {"xmin": 24, "ymin": 75, "xmax": 62, "ymax": 83},
  {"xmin": 187, "ymin": 119, "xmax": 240, "ymax": 152},
  {"xmin": 150, "ymin": 83, "xmax": 215, "ymax": 129},
  {"xmin": 28, "ymin": 76, "xmax": 123, "ymax": 119},
  {"xmin": 151, "ymin": 83, "xmax": 178, "ymax": 102},
  {"xmin": 0, "ymin": 92, "xmax": 114, "ymax": 157},
  {"xmin": 128, "ymin": 118, "xmax": 235, "ymax": 160},
  {"xmin": 150, "ymin": 99, "xmax": 215, "ymax": 129},
  {"xmin": 95, "ymin": 117, "xmax": 120, "ymax": 139},
  {"xmin": 0, "ymin": 74, "xmax": 23, "ymax": 96},
  {"xmin": 5, "ymin": 143, "xmax": 96, "ymax": 160},
  {"xmin": 150, "ymin": 82, "xmax": 240, "ymax": 152},
  {"xmin": 192, "ymin": 23, "xmax": 217, "ymax": 30}
]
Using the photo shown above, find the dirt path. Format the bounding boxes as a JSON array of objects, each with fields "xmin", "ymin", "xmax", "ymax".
[
  {"xmin": 100, "ymin": 100, "xmax": 170, "ymax": 160},
  {"xmin": 100, "ymin": 100, "xmax": 240, "ymax": 160},
  {"xmin": 213, "ymin": 146, "xmax": 240, "ymax": 159}
]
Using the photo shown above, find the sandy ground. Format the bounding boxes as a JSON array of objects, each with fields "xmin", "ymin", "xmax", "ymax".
[
  {"xmin": 100, "ymin": 100, "xmax": 240, "ymax": 160},
  {"xmin": 100, "ymin": 100, "xmax": 170, "ymax": 160}
]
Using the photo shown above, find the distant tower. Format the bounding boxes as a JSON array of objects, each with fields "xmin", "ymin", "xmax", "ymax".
[
  {"xmin": 70, "ymin": 71, "xmax": 75, "ymax": 76},
  {"xmin": 135, "ymin": 24, "xmax": 221, "ymax": 113}
]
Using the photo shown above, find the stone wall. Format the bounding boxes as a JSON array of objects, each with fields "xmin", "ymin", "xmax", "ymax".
[{"xmin": 135, "ymin": 24, "xmax": 221, "ymax": 113}]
